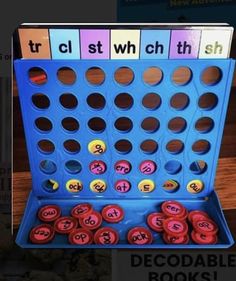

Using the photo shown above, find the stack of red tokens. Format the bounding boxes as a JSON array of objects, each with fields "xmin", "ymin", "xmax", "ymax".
[{"xmin": 189, "ymin": 210, "xmax": 218, "ymax": 245}]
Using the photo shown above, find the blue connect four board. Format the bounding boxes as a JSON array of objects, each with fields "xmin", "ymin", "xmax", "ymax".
[{"xmin": 15, "ymin": 25, "xmax": 235, "ymax": 248}]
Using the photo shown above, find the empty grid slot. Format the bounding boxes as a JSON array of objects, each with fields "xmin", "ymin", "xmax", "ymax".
[
  {"xmin": 166, "ymin": 139, "xmax": 184, "ymax": 154},
  {"xmin": 142, "ymin": 93, "xmax": 161, "ymax": 110},
  {"xmin": 57, "ymin": 67, "xmax": 76, "ymax": 85},
  {"xmin": 198, "ymin": 93, "xmax": 218, "ymax": 110},
  {"xmin": 143, "ymin": 67, "xmax": 163, "ymax": 86},
  {"xmin": 87, "ymin": 93, "xmax": 106, "ymax": 110},
  {"xmin": 88, "ymin": 117, "xmax": 106, "ymax": 133},
  {"xmin": 195, "ymin": 117, "xmax": 214, "ymax": 133},
  {"xmin": 65, "ymin": 160, "xmax": 82, "ymax": 174},
  {"xmin": 39, "ymin": 160, "xmax": 57, "ymax": 174},
  {"xmin": 114, "ymin": 93, "xmax": 133, "ymax": 110},
  {"xmin": 114, "ymin": 67, "xmax": 134, "ymax": 86},
  {"xmin": 86, "ymin": 67, "xmax": 105, "ymax": 85},
  {"xmin": 115, "ymin": 117, "xmax": 133, "ymax": 133},
  {"xmin": 164, "ymin": 160, "xmax": 182, "ymax": 174},
  {"xmin": 170, "ymin": 93, "xmax": 189, "ymax": 110},
  {"xmin": 190, "ymin": 160, "xmax": 207, "ymax": 175},
  {"xmin": 141, "ymin": 117, "xmax": 160, "ymax": 133},
  {"xmin": 115, "ymin": 139, "xmax": 132, "ymax": 154},
  {"xmin": 140, "ymin": 139, "xmax": 158, "ymax": 154},
  {"xmin": 61, "ymin": 117, "xmax": 79, "ymax": 132},
  {"xmin": 32, "ymin": 93, "xmax": 50, "ymax": 109},
  {"xmin": 35, "ymin": 117, "xmax": 52, "ymax": 132},
  {"xmin": 168, "ymin": 117, "xmax": 187, "ymax": 133},
  {"xmin": 28, "ymin": 67, "xmax": 47, "ymax": 85},
  {"xmin": 172, "ymin": 67, "xmax": 192, "ymax": 85},
  {"xmin": 59, "ymin": 93, "xmax": 78, "ymax": 109},
  {"xmin": 201, "ymin": 66, "xmax": 222, "ymax": 86},
  {"xmin": 38, "ymin": 139, "xmax": 55, "ymax": 154},
  {"xmin": 63, "ymin": 139, "xmax": 81, "ymax": 154},
  {"xmin": 42, "ymin": 179, "xmax": 59, "ymax": 193},
  {"xmin": 192, "ymin": 140, "xmax": 211, "ymax": 154}
]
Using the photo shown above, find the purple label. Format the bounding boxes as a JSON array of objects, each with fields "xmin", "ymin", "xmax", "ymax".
[
  {"xmin": 80, "ymin": 29, "xmax": 110, "ymax": 59},
  {"xmin": 169, "ymin": 30, "xmax": 201, "ymax": 59}
]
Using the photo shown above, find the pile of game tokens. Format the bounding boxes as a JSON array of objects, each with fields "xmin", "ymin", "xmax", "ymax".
[
  {"xmin": 146, "ymin": 200, "xmax": 219, "ymax": 245},
  {"xmin": 29, "ymin": 203, "xmax": 124, "ymax": 245}
]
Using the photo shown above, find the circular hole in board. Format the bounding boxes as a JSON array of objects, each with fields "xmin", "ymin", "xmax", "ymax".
[
  {"xmin": 63, "ymin": 139, "xmax": 81, "ymax": 154},
  {"xmin": 59, "ymin": 93, "xmax": 78, "ymax": 109},
  {"xmin": 166, "ymin": 139, "xmax": 184, "ymax": 154},
  {"xmin": 87, "ymin": 93, "xmax": 106, "ymax": 110},
  {"xmin": 35, "ymin": 117, "xmax": 52, "ymax": 132},
  {"xmin": 88, "ymin": 117, "xmax": 106, "ymax": 133},
  {"xmin": 192, "ymin": 140, "xmax": 211, "ymax": 154},
  {"xmin": 32, "ymin": 93, "xmax": 50, "ymax": 109},
  {"xmin": 61, "ymin": 117, "xmax": 79, "ymax": 132},
  {"xmin": 38, "ymin": 139, "xmax": 55, "ymax": 154},
  {"xmin": 142, "ymin": 93, "xmax": 161, "ymax": 110},
  {"xmin": 57, "ymin": 67, "xmax": 76, "ymax": 85},
  {"xmin": 114, "ymin": 67, "xmax": 134, "ymax": 86},
  {"xmin": 141, "ymin": 117, "xmax": 160, "ymax": 133},
  {"xmin": 195, "ymin": 117, "xmax": 214, "ymax": 133},
  {"xmin": 170, "ymin": 93, "xmax": 189, "ymax": 110},
  {"xmin": 190, "ymin": 160, "xmax": 207, "ymax": 175},
  {"xmin": 86, "ymin": 67, "xmax": 105, "ymax": 85},
  {"xmin": 114, "ymin": 93, "xmax": 134, "ymax": 110},
  {"xmin": 65, "ymin": 160, "xmax": 82, "ymax": 174},
  {"xmin": 143, "ymin": 67, "xmax": 163, "ymax": 86},
  {"xmin": 115, "ymin": 139, "xmax": 132, "ymax": 154},
  {"xmin": 28, "ymin": 67, "xmax": 47, "ymax": 85},
  {"xmin": 114, "ymin": 117, "xmax": 133, "ymax": 133},
  {"xmin": 201, "ymin": 66, "xmax": 222, "ymax": 86},
  {"xmin": 198, "ymin": 93, "xmax": 218, "ymax": 110},
  {"xmin": 39, "ymin": 160, "xmax": 57, "ymax": 174},
  {"xmin": 140, "ymin": 139, "xmax": 158, "ymax": 154},
  {"xmin": 168, "ymin": 117, "xmax": 187, "ymax": 133},
  {"xmin": 42, "ymin": 179, "xmax": 59, "ymax": 193},
  {"xmin": 164, "ymin": 160, "xmax": 182, "ymax": 175},
  {"xmin": 172, "ymin": 67, "xmax": 192, "ymax": 85}
]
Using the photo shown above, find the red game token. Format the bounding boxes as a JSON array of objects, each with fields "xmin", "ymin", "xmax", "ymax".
[
  {"xmin": 161, "ymin": 201, "xmax": 186, "ymax": 218},
  {"xmin": 94, "ymin": 227, "xmax": 119, "ymax": 245},
  {"xmin": 163, "ymin": 233, "xmax": 189, "ymax": 245},
  {"xmin": 147, "ymin": 212, "xmax": 167, "ymax": 232},
  {"xmin": 101, "ymin": 205, "xmax": 124, "ymax": 223},
  {"xmin": 38, "ymin": 205, "xmax": 61, "ymax": 222},
  {"xmin": 79, "ymin": 211, "xmax": 102, "ymax": 230},
  {"xmin": 192, "ymin": 218, "xmax": 219, "ymax": 236},
  {"xmin": 127, "ymin": 227, "xmax": 153, "ymax": 245},
  {"xmin": 188, "ymin": 210, "xmax": 210, "ymax": 224},
  {"xmin": 177, "ymin": 208, "xmax": 188, "ymax": 221},
  {"xmin": 54, "ymin": 216, "xmax": 78, "ymax": 234},
  {"xmin": 71, "ymin": 203, "xmax": 93, "ymax": 219},
  {"xmin": 163, "ymin": 217, "xmax": 188, "ymax": 237},
  {"xmin": 30, "ymin": 224, "xmax": 55, "ymax": 244},
  {"xmin": 191, "ymin": 230, "xmax": 218, "ymax": 245},
  {"xmin": 68, "ymin": 228, "xmax": 93, "ymax": 245}
]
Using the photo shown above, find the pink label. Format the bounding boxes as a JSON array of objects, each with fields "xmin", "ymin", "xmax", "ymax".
[
  {"xmin": 115, "ymin": 160, "xmax": 131, "ymax": 175},
  {"xmin": 90, "ymin": 160, "xmax": 106, "ymax": 175},
  {"xmin": 33, "ymin": 227, "xmax": 51, "ymax": 241},
  {"xmin": 42, "ymin": 208, "xmax": 58, "ymax": 219},
  {"xmin": 131, "ymin": 231, "xmax": 150, "ymax": 245},
  {"xmin": 73, "ymin": 232, "xmax": 90, "ymax": 244},
  {"xmin": 98, "ymin": 231, "xmax": 116, "ymax": 244},
  {"xmin": 80, "ymin": 29, "xmax": 110, "ymax": 59},
  {"xmin": 115, "ymin": 180, "xmax": 131, "ymax": 193},
  {"xmin": 83, "ymin": 214, "xmax": 99, "ymax": 227},
  {"xmin": 151, "ymin": 216, "xmax": 164, "ymax": 227},
  {"xmin": 74, "ymin": 206, "xmax": 89, "ymax": 215},
  {"xmin": 167, "ymin": 221, "xmax": 184, "ymax": 233},
  {"xmin": 105, "ymin": 208, "xmax": 121, "ymax": 218},
  {"xmin": 196, "ymin": 232, "xmax": 213, "ymax": 243},
  {"xmin": 197, "ymin": 220, "xmax": 214, "ymax": 232},
  {"xmin": 140, "ymin": 160, "xmax": 156, "ymax": 174},
  {"xmin": 58, "ymin": 219, "xmax": 74, "ymax": 231},
  {"xmin": 166, "ymin": 203, "xmax": 181, "ymax": 215}
]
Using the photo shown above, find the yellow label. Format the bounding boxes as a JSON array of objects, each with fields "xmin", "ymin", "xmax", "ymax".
[
  {"xmin": 66, "ymin": 179, "xmax": 83, "ymax": 193},
  {"xmin": 90, "ymin": 179, "xmax": 107, "ymax": 193},
  {"xmin": 187, "ymin": 180, "xmax": 204, "ymax": 194},
  {"xmin": 88, "ymin": 140, "xmax": 106, "ymax": 155},
  {"xmin": 138, "ymin": 179, "xmax": 155, "ymax": 193}
]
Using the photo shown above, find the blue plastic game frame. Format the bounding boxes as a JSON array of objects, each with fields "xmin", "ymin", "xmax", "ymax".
[{"xmin": 14, "ymin": 58, "xmax": 235, "ymax": 248}]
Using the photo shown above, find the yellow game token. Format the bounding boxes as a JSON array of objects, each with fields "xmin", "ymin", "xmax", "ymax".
[
  {"xmin": 66, "ymin": 179, "xmax": 83, "ymax": 193},
  {"xmin": 90, "ymin": 179, "xmax": 107, "ymax": 193},
  {"xmin": 187, "ymin": 180, "xmax": 204, "ymax": 194},
  {"xmin": 138, "ymin": 179, "xmax": 155, "ymax": 193},
  {"xmin": 88, "ymin": 140, "xmax": 106, "ymax": 155}
]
